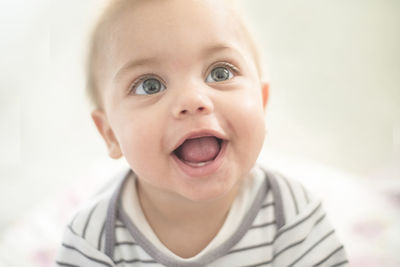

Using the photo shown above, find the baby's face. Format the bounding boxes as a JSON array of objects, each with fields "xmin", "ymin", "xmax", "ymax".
[{"xmin": 92, "ymin": 0, "xmax": 268, "ymax": 201}]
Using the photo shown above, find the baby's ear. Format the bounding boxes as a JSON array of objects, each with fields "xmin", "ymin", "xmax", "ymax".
[
  {"xmin": 91, "ymin": 109, "xmax": 123, "ymax": 159},
  {"xmin": 261, "ymin": 82, "xmax": 269, "ymax": 109}
]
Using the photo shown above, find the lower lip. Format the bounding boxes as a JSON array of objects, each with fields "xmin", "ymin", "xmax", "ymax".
[{"xmin": 171, "ymin": 141, "xmax": 228, "ymax": 178}]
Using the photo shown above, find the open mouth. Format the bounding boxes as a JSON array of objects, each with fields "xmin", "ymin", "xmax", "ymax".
[{"xmin": 173, "ymin": 136, "xmax": 223, "ymax": 167}]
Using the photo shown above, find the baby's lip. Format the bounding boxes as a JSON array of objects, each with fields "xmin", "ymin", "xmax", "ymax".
[{"xmin": 171, "ymin": 129, "xmax": 228, "ymax": 153}]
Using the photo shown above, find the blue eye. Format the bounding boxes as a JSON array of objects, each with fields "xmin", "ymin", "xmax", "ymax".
[
  {"xmin": 206, "ymin": 66, "xmax": 234, "ymax": 83},
  {"xmin": 134, "ymin": 78, "xmax": 166, "ymax": 95}
]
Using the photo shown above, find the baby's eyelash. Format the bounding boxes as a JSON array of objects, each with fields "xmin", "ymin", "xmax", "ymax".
[
  {"xmin": 130, "ymin": 77, "xmax": 146, "ymax": 92},
  {"xmin": 213, "ymin": 62, "xmax": 240, "ymax": 74},
  {"xmin": 130, "ymin": 75, "xmax": 152, "ymax": 90},
  {"xmin": 129, "ymin": 78, "xmax": 142, "ymax": 92}
]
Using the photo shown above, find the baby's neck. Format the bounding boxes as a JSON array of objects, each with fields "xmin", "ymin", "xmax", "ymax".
[{"xmin": 136, "ymin": 180, "xmax": 240, "ymax": 258}]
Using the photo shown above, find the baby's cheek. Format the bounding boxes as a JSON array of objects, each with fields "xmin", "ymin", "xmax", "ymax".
[
  {"xmin": 235, "ymin": 93, "xmax": 265, "ymax": 129},
  {"xmin": 119, "ymin": 125, "xmax": 154, "ymax": 161},
  {"xmin": 232, "ymin": 92, "xmax": 266, "ymax": 156}
]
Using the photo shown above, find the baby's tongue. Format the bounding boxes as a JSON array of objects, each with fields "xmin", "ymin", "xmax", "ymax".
[{"xmin": 176, "ymin": 136, "xmax": 220, "ymax": 163}]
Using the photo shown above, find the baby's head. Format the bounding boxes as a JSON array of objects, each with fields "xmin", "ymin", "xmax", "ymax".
[{"xmin": 88, "ymin": 0, "xmax": 269, "ymax": 202}]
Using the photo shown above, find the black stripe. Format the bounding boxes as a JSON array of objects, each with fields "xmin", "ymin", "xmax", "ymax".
[
  {"xmin": 68, "ymin": 213, "xmax": 80, "ymax": 234},
  {"xmin": 288, "ymin": 230, "xmax": 335, "ymax": 267},
  {"xmin": 242, "ymin": 259, "xmax": 273, "ymax": 267},
  {"xmin": 228, "ymin": 240, "xmax": 274, "ymax": 254},
  {"xmin": 314, "ymin": 213, "xmax": 326, "ymax": 226},
  {"xmin": 274, "ymin": 235, "xmax": 312, "ymax": 263},
  {"xmin": 301, "ymin": 184, "xmax": 310, "ymax": 204},
  {"xmin": 82, "ymin": 204, "xmax": 98, "ymax": 238},
  {"xmin": 114, "ymin": 258, "xmax": 157, "ymax": 264},
  {"xmin": 115, "ymin": 223, "xmax": 126, "ymax": 228},
  {"xmin": 261, "ymin": 202, "xmax": 274, "ymax": 209},
  {"xmin": 281, "ymin": 175, "xmax": 299, "ymax": 214},
  {"xmin": 61, "ymin": 243, "xmax": 112, "ymax": 267},
  {"xmin": 250, "ymin": 220, "xmax": 276, "ymax": 229},
  {"xmin": 273, "ymin": 213, "xmax": 327, "ymax": 261},
  {"xmin": 313, "ymin": 245, "xmax": 344, "ymax": 266},
  {"xmin": 98, "ymin": 220, "xmax": 106, "ymax": 250},
  {"xmin": 67, "ymin": 225, "xmax": 78, "ymax": 236},
  {"xmin": 274, "ymin": 202, "xmax": 322, "ymax": 240},
  {"xmin": 331, "ymin": 260, "xmax": 349, "ymax": 267},
  {"xmin": 55, "ymin": 261, "xmax": 79, "ymax": 267},
  {"xmin": 115, "ymin": 241, "xmax": 138, "ymax": 246}
]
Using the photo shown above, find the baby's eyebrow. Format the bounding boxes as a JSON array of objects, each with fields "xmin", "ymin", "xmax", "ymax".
[
  {"xmin": 113, "ymin": 56, "xmax": 158, "ymax": 82},
  {"xmin": 202, "ymin": 44, "xmax": 234, "ymax": 55}
]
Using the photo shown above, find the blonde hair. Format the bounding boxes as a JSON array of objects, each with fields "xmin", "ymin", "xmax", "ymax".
[{"xmin": 85, "ymin": 0, "xmax": 264, "ymax": 109}]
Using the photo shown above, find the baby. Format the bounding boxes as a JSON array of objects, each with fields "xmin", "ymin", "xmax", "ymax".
[{"xmin": 56, "ymin": 0, "xmax": 348, "ymax": 266}]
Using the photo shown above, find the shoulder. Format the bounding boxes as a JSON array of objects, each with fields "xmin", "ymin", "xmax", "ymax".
[
  {"xmin": 66, "ymin": 190, "xmax": 113, "ymax": 250},
  {"xmin": 266, "ymin": 170, "xmax": 319, "ymax": 226},
  {"xmin": 55, "ymin": 169, "xmax": 132, "ymax": 266},
  {"xmin": 61, "ymin": 168, "xmax": 130, "ymax": 250},
  {"xmin": 259, "ymin": 168, "xmax": 349, "ymax": 266},
  {"xmin": 55, "ymin": 191, "xmax": 115, "ymax": 266}
]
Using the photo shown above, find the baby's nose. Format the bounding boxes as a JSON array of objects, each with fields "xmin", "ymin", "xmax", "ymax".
[{"xmin": 171, "ymin": 88, "xmax": 214, "ymax": 119}]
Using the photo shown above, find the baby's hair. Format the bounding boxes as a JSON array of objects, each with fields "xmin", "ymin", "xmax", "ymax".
[{"xmin": 85, "ymin": 0, "xmax": 264, "ymax": 110}]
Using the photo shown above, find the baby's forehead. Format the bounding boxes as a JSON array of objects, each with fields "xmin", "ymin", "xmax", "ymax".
[
  {"xmin": 104, "ymin": 0, "xmax": 240, "ymax": 30},
  {"xmin": 98, "ymin": 0, "xmax": 258, "ymax": 64}
]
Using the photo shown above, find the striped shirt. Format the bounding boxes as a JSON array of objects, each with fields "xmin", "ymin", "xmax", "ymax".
[{"xmin": 56, "ymin": 166, "xmax": 348, "ymax": 267}]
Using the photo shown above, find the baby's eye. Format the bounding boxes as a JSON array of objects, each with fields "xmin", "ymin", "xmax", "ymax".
[
  {"xmin": 133, "ymin": 78, "xmax": 166, "ymax": 95},
  {"xmin": 206, "ymin": 66, "xmax": 234, "ymax": 83}
]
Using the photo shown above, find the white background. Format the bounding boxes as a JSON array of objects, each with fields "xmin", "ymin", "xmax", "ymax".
[{"xmin": 0, "ymin": 0, "xmax": 399, "ymax": 234}]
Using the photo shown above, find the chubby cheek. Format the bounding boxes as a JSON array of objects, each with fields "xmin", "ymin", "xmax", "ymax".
[
  {"xmin": 227, "ymin": 89, "xmax": 266, "ymax": 163},
  {"xmin": 117, "ymin": 119, "xmax": 164, "ymax": 176}
]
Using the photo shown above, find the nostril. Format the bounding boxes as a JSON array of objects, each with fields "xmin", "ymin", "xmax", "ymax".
[{"xmin": 176, "ymin": 105, "xmax": 210, "ymax": 118}]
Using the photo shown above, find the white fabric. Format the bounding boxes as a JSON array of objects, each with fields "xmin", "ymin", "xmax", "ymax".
[{"xmin": 121, "ymin": 166, "xmax": 265, "ymax": 261}]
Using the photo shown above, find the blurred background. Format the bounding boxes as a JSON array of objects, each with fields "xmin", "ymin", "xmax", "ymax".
[{"xmin": 0, "ymin": 0, "xmax": 399, "ymax": 266}]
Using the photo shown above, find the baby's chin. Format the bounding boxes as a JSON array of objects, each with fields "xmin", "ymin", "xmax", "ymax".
[{"xmin": 172, "ymin": 175, "xmax": 242, "ymax": 204}]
